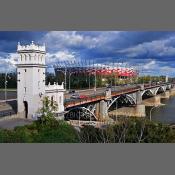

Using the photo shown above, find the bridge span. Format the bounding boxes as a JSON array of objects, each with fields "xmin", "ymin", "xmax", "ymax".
[
  {"xmin": 64, "ymin": 83, "xmax": 174, "ymax": 121},
  {"xmin": 0, "ymin": 83, "xmax": 174, "ymax": 121}
]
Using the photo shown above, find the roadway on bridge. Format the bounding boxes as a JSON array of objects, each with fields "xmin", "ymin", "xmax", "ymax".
[
  {"xmin": 0, "ymin": 85, "xmax": 135, "ymax": 101},
  {"xmin": 64, "ymin": 84, "xmax": 137, "ymax": 99},
  {"xmin": 0, "ymin": 83, "xmax": 170, "ymax": 106}
]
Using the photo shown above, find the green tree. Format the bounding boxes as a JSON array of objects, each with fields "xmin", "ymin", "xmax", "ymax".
[{"xmin": 38, "ymin": 96, "xmax": 58, "ymax": 125}]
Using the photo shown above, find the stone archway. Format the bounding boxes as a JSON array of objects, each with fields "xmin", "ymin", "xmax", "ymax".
[{"xmin": 23, "ymin": 101, "xmax": 28, "ymax": 118}]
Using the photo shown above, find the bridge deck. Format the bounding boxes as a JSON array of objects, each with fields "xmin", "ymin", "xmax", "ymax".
[
  {"xmin": 64, "ymin": 83, "xmax": 171, "ymax": 108},
  {"xmin": 0, "ymin": 83, "xmax": 172, "ymax": 110}
]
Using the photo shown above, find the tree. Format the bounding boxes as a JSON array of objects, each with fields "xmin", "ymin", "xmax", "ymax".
[{"xmin": 38, "ymin": 96, "xmax": 58, "ymax": 125}]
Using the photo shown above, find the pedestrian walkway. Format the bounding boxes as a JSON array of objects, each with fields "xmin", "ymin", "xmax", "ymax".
[{"xmin": 0, "ymin": 118, "xmax": 33, "ymax": 129}]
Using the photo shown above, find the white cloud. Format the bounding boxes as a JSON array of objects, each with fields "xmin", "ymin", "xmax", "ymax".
[
  {"xmin": 136, "ymin": 59, "xmax": 175, "ymax": 76},
  {"xmin": 43, "ymin": 31, "xmax": 99, "ymax": 50},
  {"xmin": 43, "ymin": 31, "xmax": 122, "ymax": 51},
  {"xmin": 118, "ymin": 36, "xmax": 175, "ymax": 58},
  {"xmin": 0, "ymin": 53, "xmax": 18, "ymax": 72},
  {"xmin": 46, "ymin": 50, "xmax": 77, "ymax": 65},
  {"xmin": 143, "ymin": 60, "xmax": 156, "ymax": 70}
]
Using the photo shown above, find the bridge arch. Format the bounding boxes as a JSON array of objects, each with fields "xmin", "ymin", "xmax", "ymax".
[
  {"xmin": 166, "ymin": 84, "xmax": 171, "ymax": 90},
  {"xmin": 141, "ymin": 89, "xmax": 154, "ymax": 97},
  {"xmin": 65, "ymin": 106, "xmax": 98, "ymax": 121},
  {"xmin": 107, "ymin": 94, "xmax": 136, "ymax": 111},
  {"xmin": 155, "ymin": 86, "xmax": 166, "ymax": 95}
]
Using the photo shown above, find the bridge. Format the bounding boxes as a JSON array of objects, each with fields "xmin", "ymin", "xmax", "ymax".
[
  {"xmin": 64, "ymin": 83, "xmax": 174, "ymax": 121},
  {"xmin": 0, "ymin": 83, "xmax": 174, "ymax": 121}
]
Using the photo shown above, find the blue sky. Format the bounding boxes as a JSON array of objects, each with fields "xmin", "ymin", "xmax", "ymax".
[{"xmin": 0, "ymin": 31, "xmax": 175, "ymax": 76}]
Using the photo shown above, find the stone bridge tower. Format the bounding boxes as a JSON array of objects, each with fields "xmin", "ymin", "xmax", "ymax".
[{"xmin": 16, "ymin": 41, "xmax": 46, "ymax": 119}]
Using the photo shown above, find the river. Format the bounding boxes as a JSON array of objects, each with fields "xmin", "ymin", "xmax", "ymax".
[{"xmin": 145, "ymin": 95, "xmax": 175, "ymax": 124}]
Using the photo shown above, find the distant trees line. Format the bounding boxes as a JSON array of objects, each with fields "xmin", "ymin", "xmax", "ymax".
[
  {"xmin": 0, "ymin": 72, "xmax": 174, "ymax": 90},
  {"xmin": 47, "ymin": 72, "xmax": 175, "ymax": 89},
  {"xmin": 0, "ymin": 72, "xmax": 17, "ymax": 89}
]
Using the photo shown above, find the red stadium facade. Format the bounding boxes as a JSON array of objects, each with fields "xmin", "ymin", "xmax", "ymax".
[
  {"xmin": 89, "ymin": 67, "xmax": 138, "ymax": 77},
  {"xmin": 54, "ymin": 61, "xmax": 139, "ymax": 79}
]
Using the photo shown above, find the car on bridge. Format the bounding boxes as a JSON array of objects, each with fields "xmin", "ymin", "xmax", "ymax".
[
  {"xmin": 70, "ymin": 93, "xmax": 88, "ymax": 99},
  {"xmin": 68, "ymin": 90, "xmax": 75, "ymax": 94},
  {"xmin": 70, "ymin": 93, "xmax": 80, "ymax": 99},
  {"xmin": 79, "ymin": 95, "xmax": 88, "ymax": 99}
]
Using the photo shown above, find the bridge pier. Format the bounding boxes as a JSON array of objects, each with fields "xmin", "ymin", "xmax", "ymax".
[
  {"xmin": 152, "ymin": 95, "xmax": 161, "ymax": 104},
  {"xmin": 160, "ymin": 91, "xmax": 170, "ymax": 99},
  {"xmin": 136, "ymin": 91, "xmax": 142, "ymax": 104},
  {"xmin": 108, "ymin": 104, "xmax": 146, "ymax": 117},
  {"xmin": 95, "ymin": 102, "xmax": 100, "ymax": 119},
  {"xmin": 143, "ymin": 95, "xmax": 161, "ymax": 106},
  {"xmin": 170, "ymin": 88, "xmax": 175, "ymax": 96},
  {"xmin": 135, "ymin": 104, "xmax": 146, "ymax": 117},
  {"xmin": 99, "ymin": 100, "xmax": 108, "ymax": 119}
]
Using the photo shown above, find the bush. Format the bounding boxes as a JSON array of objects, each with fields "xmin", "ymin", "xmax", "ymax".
[
  {"xmin": 33, "ymin": 120, "xmax": 79, "ymax": 143},
  {"xmin": 78, "ymin": 126, "xmax": 102, "ymax": 143},
  {"xmin": 78, "ymin": 118, "xmax": 175, "ymax": 143},
  {"xmin": 0, "ymin": 118, "xmax": 79, "ymax": 143},
  {"xmin": 0, "ymin": 117, "xmax": 174, "ymax": 143}
]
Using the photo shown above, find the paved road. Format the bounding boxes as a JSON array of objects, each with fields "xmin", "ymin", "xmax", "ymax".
[
  {"xmin": 0, "ymin": 85, "xmax": 137, "ymax": 101},
  {"xmin": 64, "ymin": 84, "xmax": 137, "ymax": 99},
  {"xmin": 0, "ymin": 118, "xmax": 33, "ymax": 129},
  {"xmin": 64, "ymin": 87, "xmax": 107, "ymax": 99},
  {"xmin": 0, "ymin": 91, "xmax": 17, "ymax": 100}
]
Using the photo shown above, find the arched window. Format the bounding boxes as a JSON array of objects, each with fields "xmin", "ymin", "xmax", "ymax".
[
  {"xmin": 59, "ymin": 96, "xmax": 62, "ymax": 104},
  {"xmin": 25, "ymin": 54, "xmax": 27, "ymax": 61},
  {"xmin": 29, "ymin": 55, "xmax": 31, "ymax": 61},
  {"xmin": 51, "ymin": 96, "xmax": 54, "ymax": 106}
]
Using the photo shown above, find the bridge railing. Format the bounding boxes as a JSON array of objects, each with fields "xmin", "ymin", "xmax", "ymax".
[
  {"xmin": 64, "ymin": 92, "xmax": 106, "ymax": 107},
  {"xmin": 64, "ymin": 83, "xmax": 173, "ymax": 108}
]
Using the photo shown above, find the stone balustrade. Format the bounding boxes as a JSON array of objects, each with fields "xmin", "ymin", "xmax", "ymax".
[
  {"xmin": 17, "ymin": 41, "xmax": 45, "ymax": 52},
  {"xmin": 45, "ymin": 82, "xmax": 64, "ymax": 91}
]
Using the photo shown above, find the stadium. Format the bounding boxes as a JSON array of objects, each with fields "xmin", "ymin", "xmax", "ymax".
[{"xmin": 54, "ymin": 61, "xmax": 138, "ymax": 78}]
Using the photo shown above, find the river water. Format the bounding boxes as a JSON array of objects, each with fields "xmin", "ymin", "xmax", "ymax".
[{"xmin": 145, "ymin": 95, "xmax": 175, "ymax": 124}]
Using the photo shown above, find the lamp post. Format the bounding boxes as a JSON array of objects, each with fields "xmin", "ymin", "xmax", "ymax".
[
  {"xmin": 115, "ymin": 99, "xmax": 118, "ymax": 122},
  {"xmin": 4, "ymin": 71, "xmax": 12, "ymax": 101},
  {"xmin": 56, "ymin": 69, "xmax": 67, "ymax": 90},
  {"xmin": 94, "ymin": 66, "xmax": 97, "ymax": 92},
  {"xmin": 68, "ymin": 71, "xmax": 77, "ymax": 91},
  {"xmin": 89, "ymin": 72, "xmax": 91, "ymax": 89},
  {"xmin": 65, "ymin": 67, "xmax": 67, "ymax": 91},
  {"xmin": 114, "ymin": 73, "xmax": 116, "ymax": 90},
  {"xmin": 149, "ymin": 105, "xmax": 160, "ymax": 121},
  {"xmin": 4, "ymin": 71, "xmax": 7, "ymax": 101}
]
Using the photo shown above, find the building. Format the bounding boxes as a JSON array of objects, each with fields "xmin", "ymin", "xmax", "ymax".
[
  {"xmin": 16, "ymin": 42, "xmax": 65, "ymax": 119},
  {"xmin": 54, "ymin": 64, "xmax": 138, "ymax": 86}
]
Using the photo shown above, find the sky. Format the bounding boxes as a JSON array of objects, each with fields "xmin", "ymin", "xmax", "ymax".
[{"xmin": 0, "ymin": 31, "xmax": 175, "ymax": 76}]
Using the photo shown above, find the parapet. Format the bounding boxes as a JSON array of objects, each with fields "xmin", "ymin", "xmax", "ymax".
[
  {"xmin": 45, "ymin": 82, "xmax": 65, "ymax": 91},
  {"xmin": 17, "ymin": 41, "xmax": 46, "ymax": 52}
]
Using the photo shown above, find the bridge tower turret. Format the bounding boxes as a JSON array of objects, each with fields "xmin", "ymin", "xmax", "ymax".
[{"xmin": 16, "ymin": 41, "xmax": 46, "ymax": 119}]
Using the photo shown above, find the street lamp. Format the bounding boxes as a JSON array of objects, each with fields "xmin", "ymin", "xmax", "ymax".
[
  {"xmin": 68, "ymin": 71, "xmax": 77, "ymax": 91},
  {"xmin": 92, "ymin": 66, "xmax": 97, "ymax": 92},
  {"xmin": 149, "ymin": 105, "xmax": 160, "ymax": 121},
  {"xmin": 4, "ymin": 71, "xmax": 11, "ymax": 101},
  {"xmin": 4, "ymin": 71, "xmax": 7, "ymax": 101},
  {"xmin": 115, "ymin": 99, "xmax": 118, "ymax": 122},
  {"xmin": 89, "ymin": 72, "xmax": 91, "ymax": 89},
  {"xmin": 56, "ymin": 69, "xmax": 67, "ymax": 90}
]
